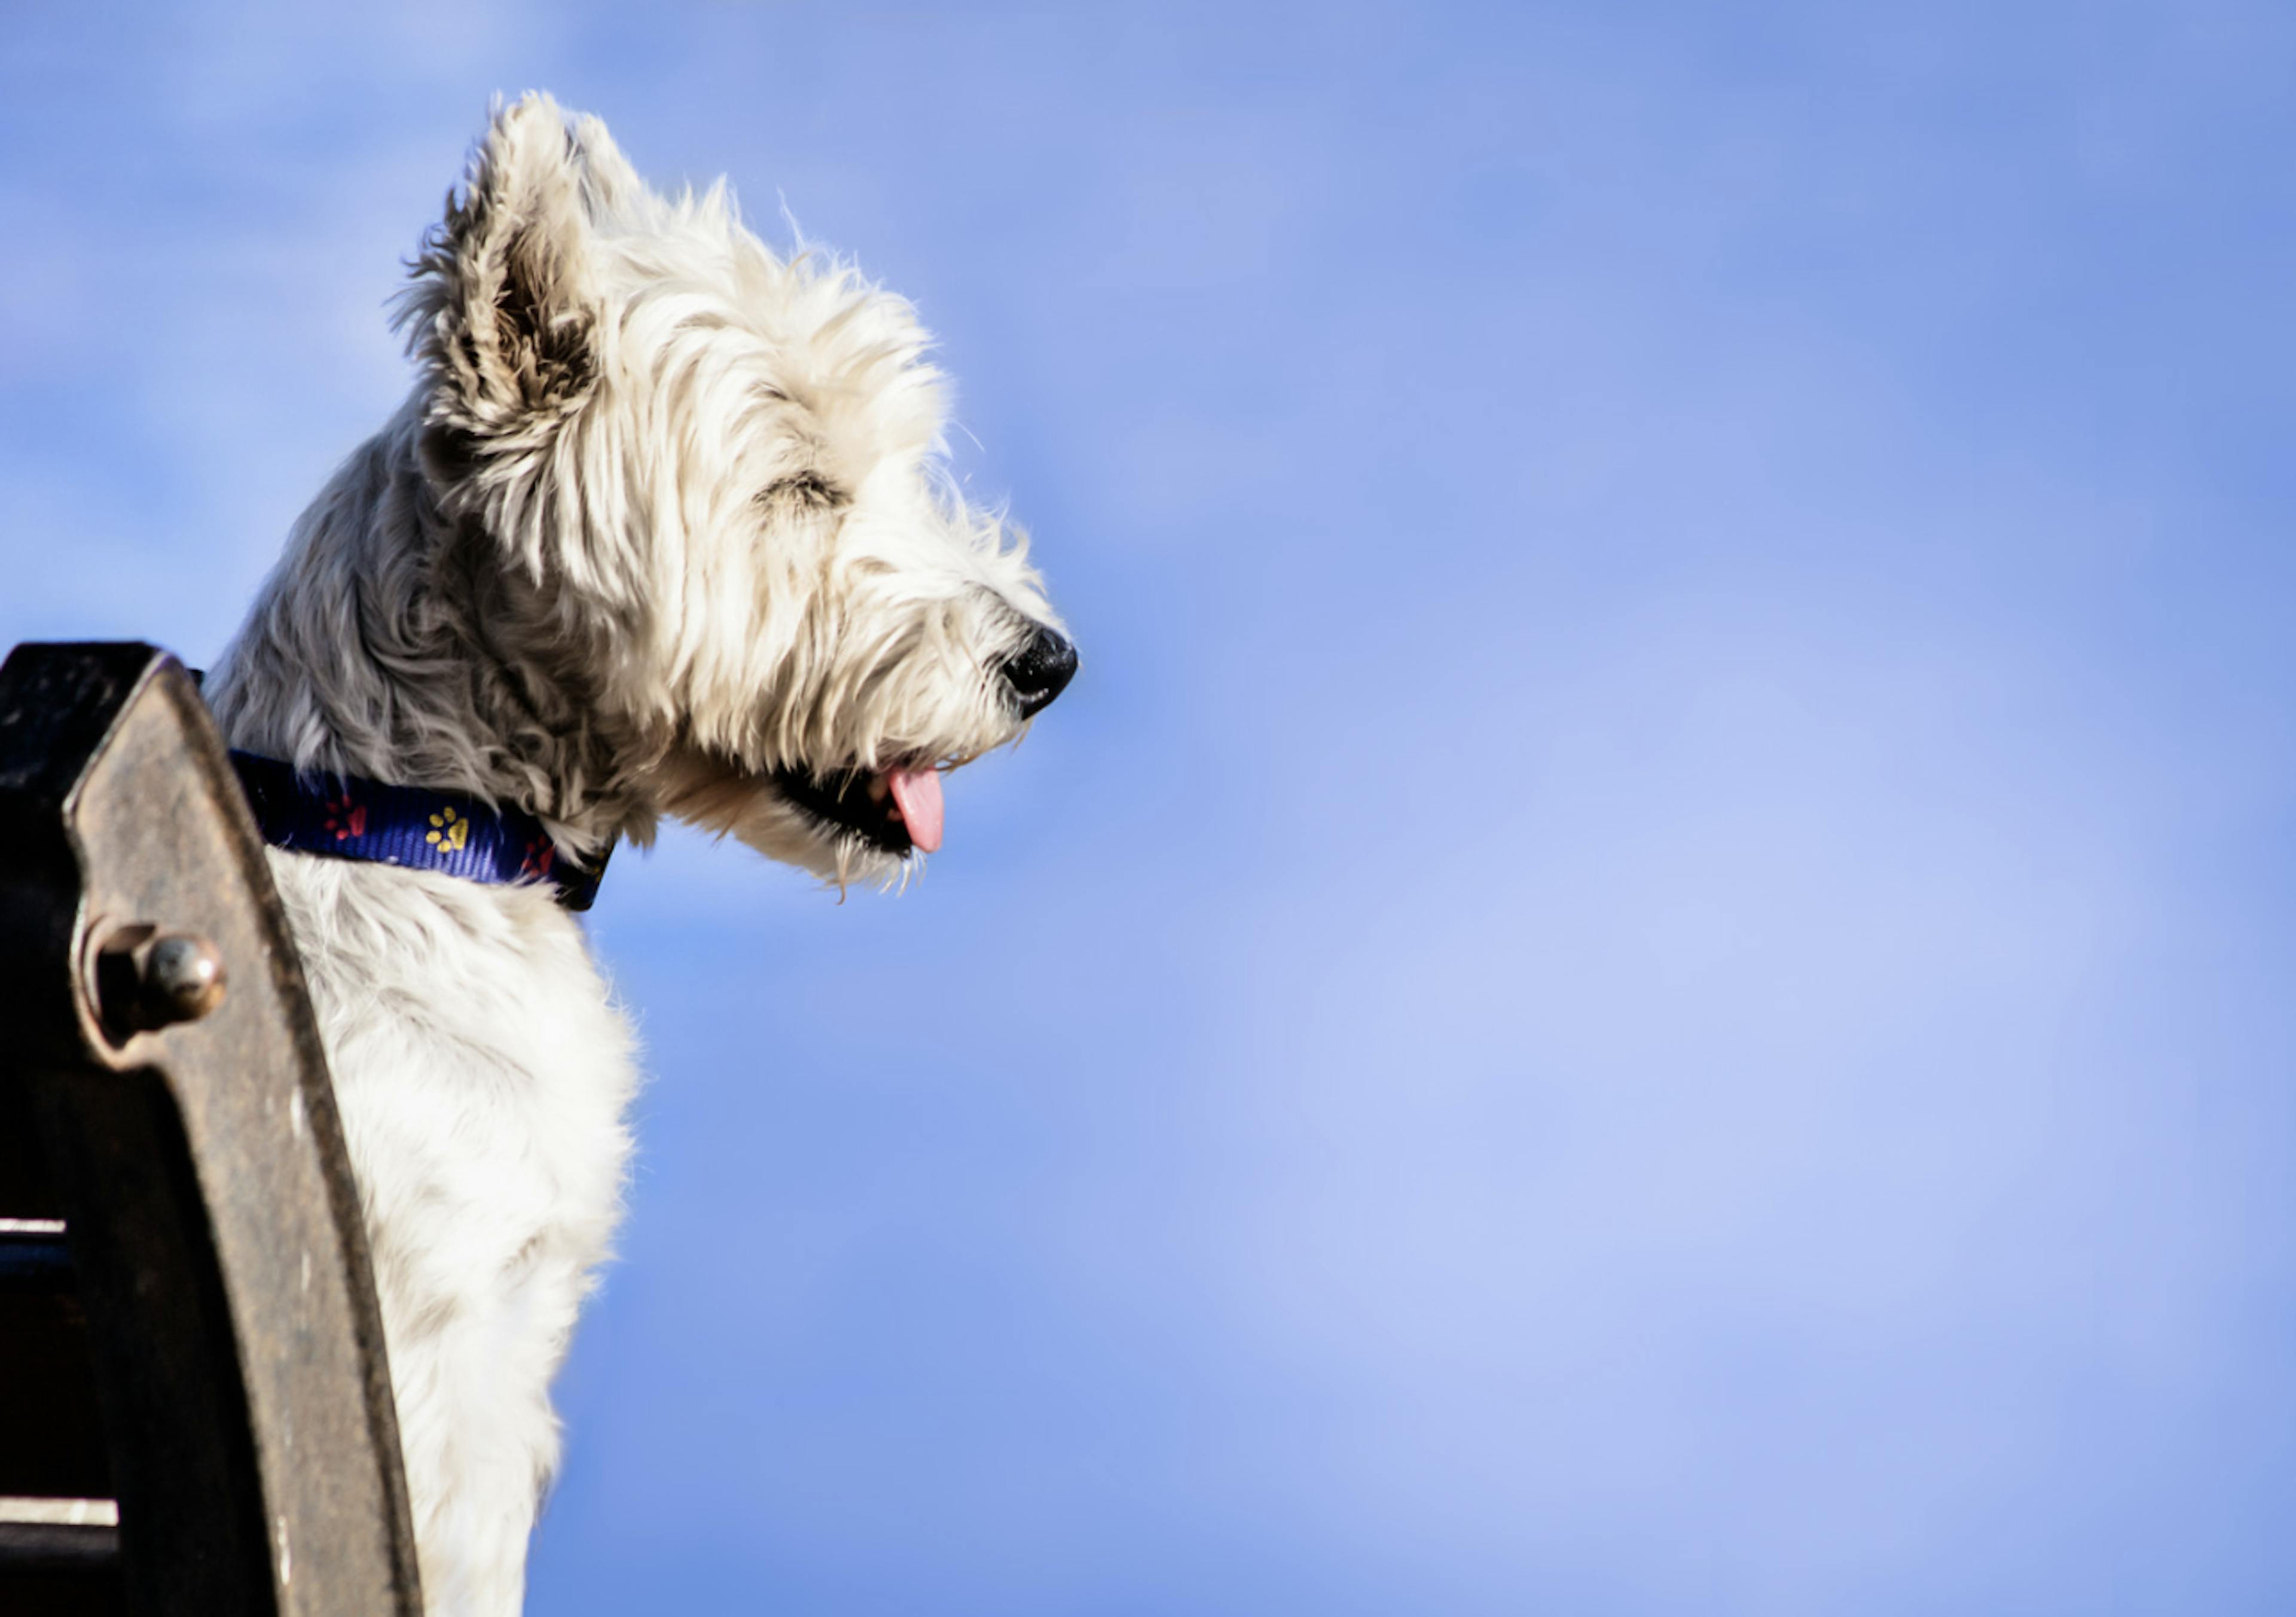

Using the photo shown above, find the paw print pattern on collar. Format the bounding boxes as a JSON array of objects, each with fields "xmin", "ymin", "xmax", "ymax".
[{"xmin": 229, "ymin": 753, "xmax": 609, "ymax": 911}]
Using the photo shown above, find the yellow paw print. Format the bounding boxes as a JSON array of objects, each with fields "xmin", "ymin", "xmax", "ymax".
[{"xmin": 426, "ymin": 805, "xmax": 470, "ymax": 852}]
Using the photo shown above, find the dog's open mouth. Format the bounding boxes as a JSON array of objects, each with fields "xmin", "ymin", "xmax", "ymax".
[{"xmin": 771, "ymin": 763, "xmax": 944, "ymax": 855}]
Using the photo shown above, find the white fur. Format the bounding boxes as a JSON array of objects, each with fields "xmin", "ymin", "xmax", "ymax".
[{"xmin": 203, "ymin": 94, "xmax": 1066, "ymax": 1615}]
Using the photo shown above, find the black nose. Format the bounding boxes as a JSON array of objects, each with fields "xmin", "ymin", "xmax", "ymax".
[{"xmin": 1001, "ymin": 623, "xmax": 1077, "ymax": 719}]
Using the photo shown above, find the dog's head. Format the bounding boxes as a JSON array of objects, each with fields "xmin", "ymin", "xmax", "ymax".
[{"xmin": 396, "ymin": 94, "xmax": 1073, "ymax": 887}]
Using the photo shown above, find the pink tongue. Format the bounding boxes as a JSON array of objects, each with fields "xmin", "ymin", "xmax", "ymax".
[{"xmin": 886, "ymin": 767, "xmax": 944, "ymax": 853}]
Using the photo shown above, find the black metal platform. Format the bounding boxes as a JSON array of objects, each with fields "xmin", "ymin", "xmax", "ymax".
[{"xmin": 0, "ymin": 643, "xmax": 423, "ymax": 1617}]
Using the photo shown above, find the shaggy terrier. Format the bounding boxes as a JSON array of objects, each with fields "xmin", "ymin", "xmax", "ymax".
[{"xmin": 204, "ymin": 94, "xmax": 1074, "ymax": 1615}]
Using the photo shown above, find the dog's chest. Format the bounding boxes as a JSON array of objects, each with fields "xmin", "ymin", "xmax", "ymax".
[{"xmin": 261, "ymin": 851, "xmax": 637, "ymax": 1328}]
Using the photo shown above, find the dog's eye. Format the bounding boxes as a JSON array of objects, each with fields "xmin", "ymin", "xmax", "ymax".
[{"xmin": 756, "ymin": 471, "xmax": 847, "ymax": 511}]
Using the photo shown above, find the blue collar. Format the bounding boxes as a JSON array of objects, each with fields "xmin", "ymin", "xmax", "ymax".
[{"xmin": 229, "ymin": 751, "xmax": 610, "ymax": 911}]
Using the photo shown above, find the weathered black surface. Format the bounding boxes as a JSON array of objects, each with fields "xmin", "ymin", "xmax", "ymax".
[{"xmin": 0, "ymin": 643, "xmax": 423, "ymax": 1617}]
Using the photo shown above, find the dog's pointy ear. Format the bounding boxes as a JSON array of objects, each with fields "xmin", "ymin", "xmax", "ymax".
[{"xmin": 402, "ymin": 93, "xmax": 607, "ymax": 448}]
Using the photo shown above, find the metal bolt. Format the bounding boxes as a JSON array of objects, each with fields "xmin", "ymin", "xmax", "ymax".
[
  {"xmin": 91, "ymin": 924, "xmax": 228, "ymax": 1035},
  {"xmin": 141, "ymin": 933, "xmax": 227, "ymax": 1025}
]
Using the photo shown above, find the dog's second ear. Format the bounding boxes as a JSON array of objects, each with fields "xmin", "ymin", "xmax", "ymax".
[{"xmin": 402, "ymin": 93, "xmax": 606, "ymax": 451}]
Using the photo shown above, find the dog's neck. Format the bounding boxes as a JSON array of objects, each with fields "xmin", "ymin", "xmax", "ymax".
[{"xmin": 206, "ymin": 399, "xmax": 656, "ymax": 859}]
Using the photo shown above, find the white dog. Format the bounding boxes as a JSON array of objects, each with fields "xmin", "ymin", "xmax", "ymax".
[{"xmin": 203, "ymin": 94, "xmax": 1073, "ymax": 1615}]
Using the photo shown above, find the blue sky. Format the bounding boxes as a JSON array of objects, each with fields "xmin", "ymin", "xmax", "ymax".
[{"xmin": 6, "ymin": 2, "xmax": 2296, "ymax": 1610}]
